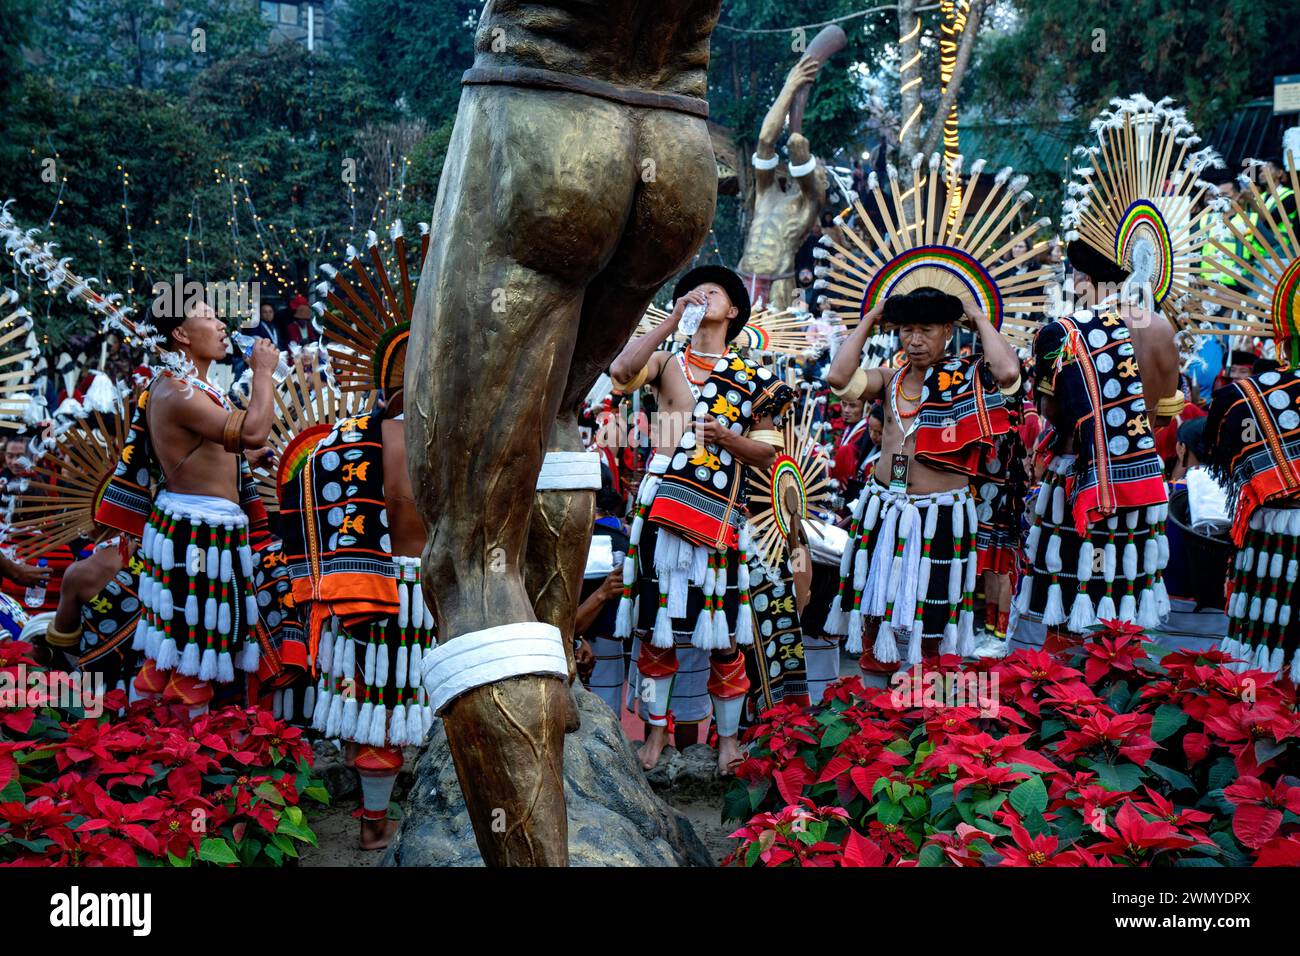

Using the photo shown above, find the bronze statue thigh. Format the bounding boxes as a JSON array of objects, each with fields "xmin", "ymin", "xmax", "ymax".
[{"xmin": 408, "ymin": 85, "xmax": 642, "ymax": 642}]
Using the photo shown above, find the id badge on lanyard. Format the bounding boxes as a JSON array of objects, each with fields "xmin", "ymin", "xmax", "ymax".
[{"xmin": 889, "ymin": 454, "xmax": 909, "ymax": 492}]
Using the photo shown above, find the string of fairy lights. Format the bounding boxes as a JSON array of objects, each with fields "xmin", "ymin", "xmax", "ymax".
[{"xmin": 4, "ymin": 148, "xmax": 421, "ymax": 343}]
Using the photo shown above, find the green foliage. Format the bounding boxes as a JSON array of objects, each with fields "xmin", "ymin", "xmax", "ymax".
[{"xmin": 970, "ymin": 0, "xmax": 1295, "ymax": 131}]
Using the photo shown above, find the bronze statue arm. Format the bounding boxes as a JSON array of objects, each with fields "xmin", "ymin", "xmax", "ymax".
[{"xmin": 754, "ymin": 58, "xmax": 821, "ymax": 184}]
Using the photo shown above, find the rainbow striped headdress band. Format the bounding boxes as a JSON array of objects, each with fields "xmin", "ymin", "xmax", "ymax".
[
  {"xmin": 1197, "ymin": 154, "xmax": 1300, "ymax": 368},
  {"xmin": 316, "ymin": 219, "xmax": 429, "ymax": 395},
  {"xmin": 813, "ymin": 152, "xmax": 1053, "ymax": 354},
  {"xmin": 1062, "ymin": 92, "xmax": 1224, "ymax": 332}
]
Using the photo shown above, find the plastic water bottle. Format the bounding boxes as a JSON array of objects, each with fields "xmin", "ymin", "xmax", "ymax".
[
  {"xmin": 679, "ymin": 302, "xmax": 707, "ymax": 336},
  {"xmin": 232, "ymin": 332, "xmax": 291, "ymax": 384},
  {"xmin": 23, "ymin": 558, "xmax": 48, "ymax": 609}
]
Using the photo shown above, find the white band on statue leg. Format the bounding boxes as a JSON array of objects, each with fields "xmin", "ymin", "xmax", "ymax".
[
  {"xmin": 421, "ymin": 622, "xmax": 568, "ymax": 715},
  {"xmin": 535, "ymin": 451, "xmax": 602, "ymax": 491}
]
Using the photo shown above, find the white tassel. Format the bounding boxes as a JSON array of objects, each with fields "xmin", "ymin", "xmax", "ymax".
[
  {"xmin": 1253, "ymin": 642, "xmax": 1270, "ymax": 672},
  {"xmin": 1118, "ymin": 593, "xmax": 1137, "ymax": 623},
  {"xmin": 217, "ymin": 601, "xmax": 231, "ymax": 635},
  {"xmin": 161, "ymin": 536, "xmax": 175, "ymax": 572},
  {"xmin": 1051, "ymin": 485, "xmax": 1065, "ymax": 526},
  {"xmin": 206, "ymin": 545, "xmax": 218, "ymax": 577},
  {"xmin": 1249, "ymin": 596, "xmax": 1263, "ymax": 621},
  {"xmin": 942, "ymin": 622, "xmax": 958, "ymax": 653},
  {"xmin": 184, "ymin": 594, "xmax": 198, "ymax": 627},
  {"xmin": 1270, "ymin": 551, "xmax": 1284, "ymax": 578},
  {"xmin": 199, "ymin": 647, "xmax": 218, "ymax": 681},
  {"xmin": 652, "ymin": 605, "xmax": 674, "ymax": 649},
  {"xmin": 691, "ymin": 607, "xmax": 714, "ymax": 650},
  {"xmin": 872, "ymin": 623, "xmax": 899, "ymax": 664},
  {"xmin": 667, "ymin": 570, "xmax": 688, "ymax": 618},
  {"xmin": 325, "ymin": 693, "xmax": 343, "ymax": 738},
  {"xmin": 735, "ymin": 604, "xmax": 753, "ymax": 645},
  {"xmin": 177, "ymin": 639, "xmax": 199, "ymax": 676},
  {"xmin": 614, "ymin": 595, "xmax": 634, "ymax": 638},
  {"xmin": 824, "ymin": 593, "xmax": 846, "ymax": 635},
  {"xmin": 156, "ymin": 636, "xmax": 180, "ymax": 672},
  {"xmin": 712, "ymin": 608, "xmax": 730, "ymax": 649},
  {"xmin": 846, "ymin": 611, "xmax": 864, "ymax": 654},
  {"xmin": 1157, "ymin": 533, "xmax": 1169, "ymax": 569},
  {"xmin": 1267, "ymin": 646, "xmax": 1284, "ymax": 674},
  {"xmin": 853, "ymin": 544, "xmax": 869, "ymax": 593},
  {"xmin": 318, "ymin": 628, "xmax": 334, "ymax": 674},
  {"xmin": 159, "ymin": 589, "xmax": 174, "ymax": 621},
  {"xmin": 240, "ymin": 640, "xmax": 260, "ymax": 673},
  {"xmin": 397, "ymin": 580, "xmax": 410, "ymax": 628},
  {"xmin": 1014, "ymin": 575, "xmax": 1033, "ymax": 613},
  {"xmin": 368, "ymin": 700, "xmax": 387, "ymax": 746},
  {"xmin": 244, "ymin": 595, "xmax": 258, "ymax": 628},
  {"xmin": 412, "ymin": 575, "xmax": 425, "ymax": 626},
  {"xmin": 396, "ymin": 644, "xmax": 409, "ymax": 688},
  {"xmin": 217, "ymin": 651, "xmax": 235, "ymax": 683},
  {"xmin": 332, "ymin": 634, "xmax": 348, "ymax": 679},
  {"xmin": 204, "ymin": 597, "xmax": 218, "ymax": 632},
  {"xmin": 355, "ymin": 701, "xmax": 373, "ymax": 743},
  {"xmin": 957, "ymin": 611, "xmax": 976, "ymax": 657},
  {"xmin": 272, "ymin": 690, "xmax": 284, "ymax": 719},
  {"xmin": 1096, "ymin": 594, "xmax": 1117, "ymax": 621},
  {"xmin": 405, "ymin": 700, "xmax": 422, "ymax": 742},
  {"xmin": 390, "ymin": 705, "xmax": 407, "ymax": 748},
  {"xmin": 1289, "ymin": 650, "xmax": 1300, "ymax": 683},
  {"xmin": 1264, "ymin": 597, "xmax": 1279, "ymax": 625},
  {"xmin": 1153, "ymin": 577, "xmax": 1170, "ymax": 619},
  {"xmin": 1068, "ymin": 591, "xmax": 1095, "ymax": 632},
  {"xmin": 1281, "ymin": 603, "xmax": 1293, "ymax": 628},
  {"xmin": 1043, "ymin": 583, "xmax": 1066, "ymax": 626},
  {"xmin": 220, "ymin": 547, "xmax": 233, "ymax": 583},
  {"xmin": 1122, "ymin": 541, "xmax": 1138, "ymax": 581},
  {"xmin": 1143, "ymin": 537, "xmax": 1158, "ymax": 576},
  {"xmin": 341, "ymin": 696, "xmax": 359, "ymax": 740},
  {"xmin": 311, "ymin": 682, "xmax": 330, "ymax": 731},
  {"xmin": 1103, "ymin": 541, "xmax": 1117, "ymax": 582},
  {"xmin": 131, "ymin": 616, "xmax": 148, "ymax": 651},
  {"xmin": 1256, "ymin": 549, "xmax": 1269, "ymax": 578},
  {"xmin": 906, "ymin": 622, "xmax": 922, "ymax": 665},
  {"xmin": 239, "ymin": 545, "xmax": 254, "ymax": 579},
  {"xmin": 1137, "ymin": 589, "xmax": 1159, "ymax": 629},
  {"xmin": 364, "ymin": 640, "xmax": 376, "ymax": 685}
]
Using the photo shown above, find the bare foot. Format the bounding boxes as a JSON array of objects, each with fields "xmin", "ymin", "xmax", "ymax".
[
  {"xmin": 358, "ymin": 816, "xmax": 399, "ymax": 851},
  {"xmin": 639, "ymin": 725, "xmax": 669, "ymax": 771},
  {"xmin": 717, "ymin": 735, "xmax": 743, "ymax": 777}
]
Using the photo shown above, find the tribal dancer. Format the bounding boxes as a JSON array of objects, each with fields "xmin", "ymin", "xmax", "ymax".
[
  {"xmin": 92, "ymin": 300, "xmax": 278, "ymax": 711},
  {"xmin": 610, "ymin": 266, "xmax": 794, "ymax": 773},
  {"xmin": 1016, "ymin": 244, "xmax": 1179, "ymax": 642},
  {"xmin": 282, "ymin": 225, "xmax": 435, "ymax": 849},
  {"xmin": 825, "ymin": 289, "xmax": 1021, "ymax": 669},
  {"xmin": 1200, "ymin": 154, "xmax": 1300, "ymax": 681}
]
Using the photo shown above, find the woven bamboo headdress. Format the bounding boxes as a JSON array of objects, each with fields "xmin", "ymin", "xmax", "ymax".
[
  {"xmin": 813, "ymin": 152, "xmax": 1054, "ymax": 351},
  {"xmin": 316, "ymin": 220, "xmax": 429, "ymax": 396},
  {"xmin": 1195, "ymin": 154, "xmax": 1300, "ymax": 366},
  {"xmin": 1061, "ymin": 93, "xmax": 1225, "ymax": 329}
]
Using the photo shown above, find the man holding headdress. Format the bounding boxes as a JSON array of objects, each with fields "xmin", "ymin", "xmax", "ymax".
[
  {"xmin": 823, "ymin": 287, "xmax": 1022, "ymax": 671},
  {"xmin": 609, "ymin": 265, "xmax": 795, "ymax": 773}
]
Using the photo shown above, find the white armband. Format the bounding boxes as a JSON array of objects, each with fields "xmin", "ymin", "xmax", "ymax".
[
  {"xmin": 421, "ymin": 622, "xmax": 568, "ymax": 715},
  {"xmin": 752, "ymin": 152, "xmax": 780, "ymax": 171},
  {"xmin": 536, "ymin": 451, "xmax": 601, "ymax": 491},
  {"xmin": 789, "ymin": 155, "xmax": 818, "ymax": 178}
]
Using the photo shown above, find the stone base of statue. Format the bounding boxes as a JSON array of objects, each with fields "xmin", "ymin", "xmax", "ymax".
[{"xmin": 383, "ymin": 685, "xmax": 715, "ymax": 867}]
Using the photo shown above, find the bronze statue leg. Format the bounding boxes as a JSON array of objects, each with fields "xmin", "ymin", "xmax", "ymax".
[{"xmin": 408, "ymin": 85, "xmax": 713, "ymax": 866}]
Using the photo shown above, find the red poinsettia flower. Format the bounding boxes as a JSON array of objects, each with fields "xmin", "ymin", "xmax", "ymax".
[
  {"xmin": 841, "ymin": 827, "xmax": 888, "ymax": 867},
  {"xmin": 1131, "ymin": 786, "xmax": 1214, "ymax": 843},
  {"xmin": 995, "ymin": 651, "xmax": 1090, "ymax": 717},
  {"xmin": 923, "ymin": 731, "xmax": 1061, "ymax": 791},
  {"xmin": 1083, "ymin": 629, "xmax": 1149, "ymax": 684},
  {"xmin": 922, "ymin": 822, "xmax": 992, "ymax": 867},
  {"xmin": 1087, "ymin": 802, "xmax": 1199, "ymax": 863},
  {"xmin": 994, "ymin": 815, "xmax": 1078, "ymax": 866},
  {"xmin": 1222, "ymin": 776, "xmax": 1300, "ymax": 849},
  {"xmin": 1055, "ymin": 709, "xmax": 1158, "ymax": 767},
  {"xmin": 45, "ymin": 825, "xmax": 138, "ymax": 867},
  {"xmin": 1254, "ymin": 834, "xmax": 1300, "ymax": 867}
]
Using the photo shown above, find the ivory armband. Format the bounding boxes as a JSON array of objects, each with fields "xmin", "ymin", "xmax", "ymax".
[
  {"xmin": 222, "ymin": 410, "xmax": 248, "ymax": 454},
  {"xmin": 830, "ymin": 367, "xmax": 868, "ymax": 403},
  {"xmin": 613, "ymin": 365, "xmax": 648, "ymax": 393},
  {"xmin": 749, "ymin": 429, "xmax": 785, "ymax": 448}
]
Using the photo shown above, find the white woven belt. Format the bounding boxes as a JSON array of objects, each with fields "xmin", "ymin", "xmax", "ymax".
[
  {"xmin": 421, "ymin": 621, "xmax": 568, "ymax": 715},
  {"xmin": 788, "ymin": 155, "xmax": 818, "ymax": 178},
  {"xmin": 535, "ymin": 451, "xmax": 602, "ymax": 491}
]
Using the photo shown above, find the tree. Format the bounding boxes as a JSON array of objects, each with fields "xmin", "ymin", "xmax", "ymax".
[{"xmin": 969, "ymin": 0, "xmax": 1296, "ymax": 131}]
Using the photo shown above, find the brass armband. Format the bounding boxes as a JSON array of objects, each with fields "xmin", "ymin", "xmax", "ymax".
[
  {"xmin": 749, "ymin": 429, "xmax": 785, "ymax": 448},
  {"xmin": 830, "ymin": 366, "xmax": 868, "ymax": 403},
  {"xmin": 222, "ymin": 410, "xmax": 248, "ymax": 454},
  {"xmin": 45, "ymin": 622, "xmax": 84, "ymax": 649},
  {"xmin": 1155, "ymin": 389, "xmax": 1186, "ymax": 418},
  {"xmin": 999, "ymin": 373, "xmax": 1022, "ymax": 397},
  {"xmin": 612, "ymin": 365, "xmax": 649, "ymax": 393}
]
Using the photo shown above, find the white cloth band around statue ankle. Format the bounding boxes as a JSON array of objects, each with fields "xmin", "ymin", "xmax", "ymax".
[
  {"xmin": 751, "ymin": 151, "xmax": 780, "ymax": 170},
  {"xmin": 421, "ymin": 621, "xmax": 568, "ymax": 715},
  {"xmin": 788, "ymin": 155, "xmax": 818, "ymax": 178},
  {"xmin": 536, "ymin": 451, "xmax": 602, "ymax": 491}
]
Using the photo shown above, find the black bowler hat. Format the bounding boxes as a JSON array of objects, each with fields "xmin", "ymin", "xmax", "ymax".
[{"xmin": 672, "ymin": 265, "xmax": 751, "ymax": 343}]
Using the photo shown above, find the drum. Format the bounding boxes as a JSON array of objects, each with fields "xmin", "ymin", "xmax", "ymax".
[{"xmin": 1164, "ymin": 487, "xmax": 1233, "ymax": 610}]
